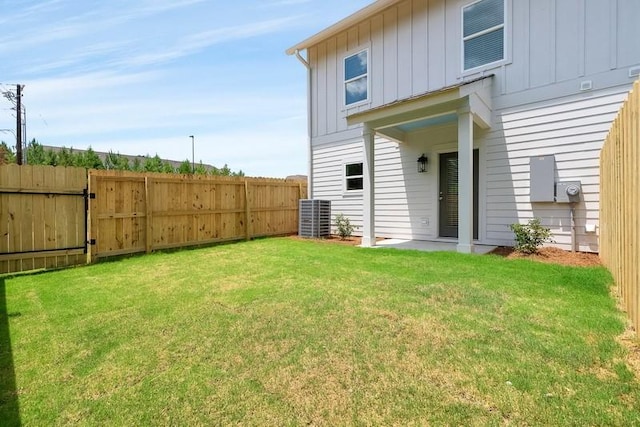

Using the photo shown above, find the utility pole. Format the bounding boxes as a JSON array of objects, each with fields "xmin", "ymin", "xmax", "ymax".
[
  {"xmin": 16, "ymin": 84, "xmax": 23, "ymax": 165},
  {"xmin": 22, "ymin": 106, "xmax": 27, "ymax": 164},
  {"xmin": 189, "ymin": 135, "xmax": 195, "ymax": 173}
]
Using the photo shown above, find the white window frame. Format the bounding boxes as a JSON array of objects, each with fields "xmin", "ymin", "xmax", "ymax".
[
  {"xmin": 343, "ymin": 160, "xmax": 364, "ymax": 193},
  {"xmin": 461, "ymin": 0, "xmax": 508, "ymax": 74},
  {"xmin": 343, "ymin": 48, "xmax": 370, "ymax": 108}
]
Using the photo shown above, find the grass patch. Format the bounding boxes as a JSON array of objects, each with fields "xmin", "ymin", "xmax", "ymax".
[{"xmin": 1, "ymin": 238, "xmax": 639, "ymax": 425}]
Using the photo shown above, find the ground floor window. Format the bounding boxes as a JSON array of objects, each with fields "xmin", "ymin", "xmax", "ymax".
[{"xmin": 345, "ymin": 162, "xmax": 363, "ymax": 191}]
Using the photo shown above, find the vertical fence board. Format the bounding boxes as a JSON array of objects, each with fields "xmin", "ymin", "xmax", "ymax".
[
  {"xmin": 601, "ymin": 80, "xmax": 640, "ymax": 337},
  {"xmin": 6, "ymin": 166, "xmax": 20, "ymax": 273},
  {"xmin": 145, "ymin": 177, "xmax": 152, "ymax": 253},
  {"xmin": 31, "ymin": 166, "xmax": 46, "ymax": 270},
  {"xmin": 19, "ymin": 167, "xmax": 33, "ymax": 271},
  {"xmin": 244, "ymin": 181, "xmax": 251, "ymax": 240},
  {"xmin": 632, "ymin": 84, "xmax": 640, "ymax": 332},
  {"xmin": 0, "ymin": 168, "xmax": 6, "ymax": 274}
]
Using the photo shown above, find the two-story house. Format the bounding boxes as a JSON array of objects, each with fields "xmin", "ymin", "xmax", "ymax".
[{"xmin": 287, "ymin": 0, "xmax": 640, "ymax": 253}]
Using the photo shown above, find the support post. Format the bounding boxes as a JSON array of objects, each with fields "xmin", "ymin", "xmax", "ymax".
[
  {"xmin": 457, "ymin": 106, "xmax": 474, "ymax": 254},
  {"xmin": 361, "ymin": 123, "xmax": 376, "ymax": 247}
]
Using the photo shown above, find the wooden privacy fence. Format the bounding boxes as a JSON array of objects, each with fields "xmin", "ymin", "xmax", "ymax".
[
  {"xmin": 1, "ymin": 165, "xmax": 307, "ymax": 273},
  {"xmin": 87, "ymin": 170, "xmax": 307, "ymax": 261},
  {"xmin": 0, "ymin": 165, "xmax": 87, "ymax": 274},
  {"xmin": 600, "ymin": 79, "xmax": 639, "ymax": 336}
]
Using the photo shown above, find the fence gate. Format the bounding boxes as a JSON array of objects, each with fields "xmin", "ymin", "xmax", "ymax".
[{"xmin": 0, "ymin": 165, "xmax": 88, "ymax": 274}]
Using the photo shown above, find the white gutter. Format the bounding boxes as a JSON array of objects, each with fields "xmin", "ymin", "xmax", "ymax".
[
  {"xmin": 293, "ymin": 49, "xmax": 313, "ymax": 199},
  {"xmin": 285, "ymin": 0, "xmax": 400, "ymax": 55}
]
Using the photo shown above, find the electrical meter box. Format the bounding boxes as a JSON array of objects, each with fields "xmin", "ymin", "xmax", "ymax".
[
  {"xmin": 555, "ymin": 181, "xmax": 582, "ymax": 203},
  {"xmin": 530, "ymin": 155, "xmax": 555, "ymax": 202}
]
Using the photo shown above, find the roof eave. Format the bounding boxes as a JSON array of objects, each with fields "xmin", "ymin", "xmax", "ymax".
[{"xmin": 285, "ymin": 0, "xmax": 401, "ymax": 55}]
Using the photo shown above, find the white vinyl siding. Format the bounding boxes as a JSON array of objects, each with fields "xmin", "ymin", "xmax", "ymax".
[
  {"xmin": 312, "ymin": 140, "xmax": 364, "ymax": 231},
  {"xmin": 483, "ymin": 88, "xmax": 629, "ymax": 252},
  {"xmin": 312, "ymin": 132, "xmax": 448, "ymax": 241}
]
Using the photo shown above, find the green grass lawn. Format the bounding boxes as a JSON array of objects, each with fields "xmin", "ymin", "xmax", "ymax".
[{"xmin": 1, "ymin": 238, "xmax": 638, "ymax": 426}]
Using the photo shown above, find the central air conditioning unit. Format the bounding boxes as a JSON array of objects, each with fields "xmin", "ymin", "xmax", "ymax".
[{"xmin": 299, "ymin": 199, "xmax": 331, "ymax": 238}]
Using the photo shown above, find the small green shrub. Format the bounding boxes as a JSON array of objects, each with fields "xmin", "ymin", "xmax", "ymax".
[
  {"xmin": 510, "ymin": 218, "xmax": 553, "ymax": 254},
  {"xmin": 335, "ymin": 213, "xmax": 357, "ymax": 240}
]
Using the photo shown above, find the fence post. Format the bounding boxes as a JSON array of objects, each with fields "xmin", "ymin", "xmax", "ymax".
[
  {"xmin": 145, "ymin": 176, "xmax": 153, "ymax": 253},
  {"xmin": 87, "ymin": 172, "xmax": 97, "ymax": 264},
  {"xmin": 244, "ymin": 180, "xmax": 251, "ymax": 241}
]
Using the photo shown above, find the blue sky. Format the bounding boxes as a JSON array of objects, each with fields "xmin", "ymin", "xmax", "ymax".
[{"xmin": 0, "ymin": 0, "xmax": 371, "ymax": 177}]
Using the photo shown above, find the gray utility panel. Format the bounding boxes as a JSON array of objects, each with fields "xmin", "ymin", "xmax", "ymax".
[{"xmin": 530, "ymin": 155, "xmax": 555, "ymax": 202}]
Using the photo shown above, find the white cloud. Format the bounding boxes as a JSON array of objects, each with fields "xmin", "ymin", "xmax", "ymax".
[
  {"xmin": 24, "ymin": 71, "xmax": 159, "ymax": 97},
  {"xmin": 0, "ymin": 0, "xmax": 65, "ymax": 25},
  {"xmin": 0, "ymin": 1, "xmax": 207, "ymax": 55},
  {"xmin": 120, "ymin": 16, "xmax": 302, "ymax": 68},
  {"xmin": 260, "ymin": 0, "xmax": 312, "ymax": 7},
  {"xmin": 23, "ymin": 42, "xmax": 131, "ymax": 74}
]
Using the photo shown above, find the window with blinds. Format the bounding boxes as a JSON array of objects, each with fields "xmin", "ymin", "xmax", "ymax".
[{"xmin": 462, "ymin": 0, "xmax": 505, "ymax": 71}]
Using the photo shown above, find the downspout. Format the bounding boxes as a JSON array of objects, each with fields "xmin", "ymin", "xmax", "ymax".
[{"xmin": 294, "ymin": 49, "xmax": 313, "ymax": 199}]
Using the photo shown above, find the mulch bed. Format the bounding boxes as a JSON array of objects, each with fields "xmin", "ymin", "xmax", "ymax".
[
  {"xmin": 290, "ymin": 235, "xmax": 601, "ymax": 268},
  {"xmin": 489, "ymin": 246, "xmax": 601, "ymax": 267},
  {"xmin": 290, "ymin": 235, "xmax": 367, "ymax": 246}
]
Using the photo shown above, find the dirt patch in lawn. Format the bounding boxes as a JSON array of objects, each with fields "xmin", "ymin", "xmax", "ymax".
[{"xmin": 617, "ymin": 324, "xmax": 640, "ymax": 379}]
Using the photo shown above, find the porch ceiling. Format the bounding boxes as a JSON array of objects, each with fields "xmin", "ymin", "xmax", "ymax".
[
  {"xmin": 347, "ymin": 75, "xmax": 494, "ymax": 143},
  {"xmin": 396, "ymin": 113, "xmax": 458, "ymax": 132}
]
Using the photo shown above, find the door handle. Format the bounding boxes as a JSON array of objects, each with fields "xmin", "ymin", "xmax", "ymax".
[{"xmin": 439, "ymin": 192, "xmax": 444, "ymax": 201}]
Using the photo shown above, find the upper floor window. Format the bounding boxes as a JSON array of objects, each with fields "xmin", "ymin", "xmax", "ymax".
[
  {"xmin": 344, "ymin": 50, "xmax": 368, "ymax": 106},
  {"xmin": 463, "ymin": 0, "xmax": 505, "ymax": 71}
]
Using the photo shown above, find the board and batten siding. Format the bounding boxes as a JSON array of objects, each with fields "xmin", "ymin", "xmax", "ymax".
[{"xmin": 308, "ymin": 0, "xmax": 640, "ymax": 140}]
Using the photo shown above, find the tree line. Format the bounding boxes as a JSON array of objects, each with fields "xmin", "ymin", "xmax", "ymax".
[{"xmin": 0, "ymin": 140, "xmax": 244, "ymax": 176}]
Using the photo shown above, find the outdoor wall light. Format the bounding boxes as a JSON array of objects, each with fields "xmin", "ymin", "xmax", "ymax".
[{"xmin": 417, "ymin": 154, "xmax": 428, "ymax": 173}]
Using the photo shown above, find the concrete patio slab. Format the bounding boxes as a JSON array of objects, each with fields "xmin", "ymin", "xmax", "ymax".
[{"xmin": 368, "ymin": 239, "xmax": 497, "ymax": 254}]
